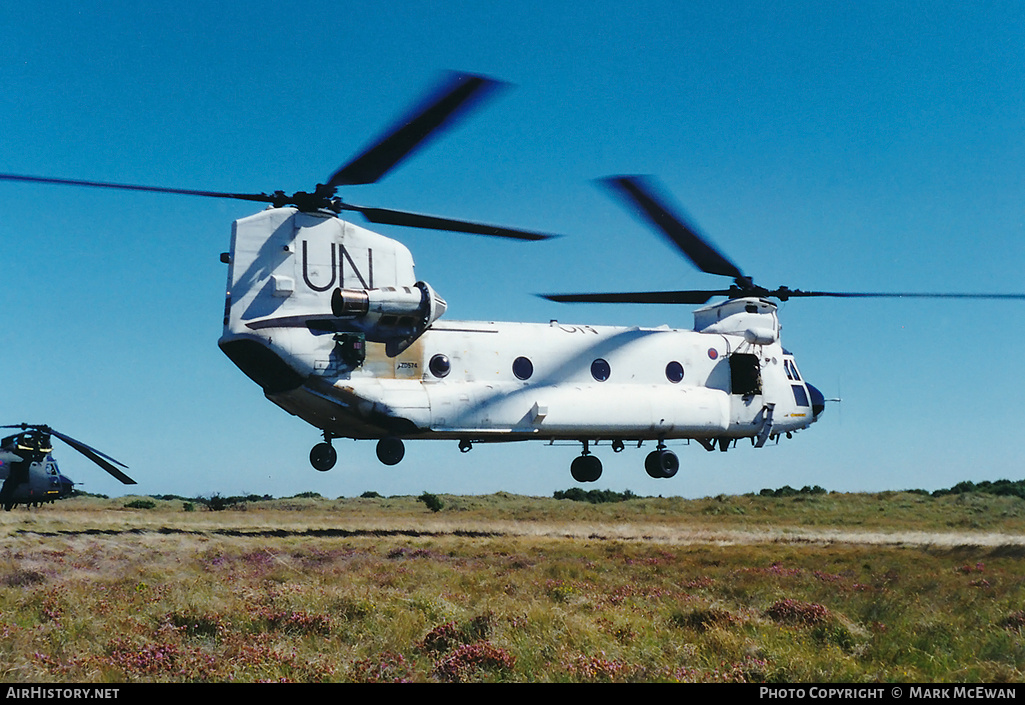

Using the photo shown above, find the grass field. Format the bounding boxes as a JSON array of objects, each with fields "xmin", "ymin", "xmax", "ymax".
[{"xmin": 1, "ymin": 490, "xmax": 1024, "ymax": 683}]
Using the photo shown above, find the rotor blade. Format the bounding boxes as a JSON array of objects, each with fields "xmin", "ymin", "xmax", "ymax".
[
  {"xmin": 327, "ymin": 72, "xmax": 505, "ymax": 188},
  {"xmin": 47, "ymin": 429, "xmax": 135, "ymax": 485},
  {"xmin": 542, "ymin": 289, "xmax": 732, "ymax": 305},
  {"xmin": 602, "ymin": 175, "xmax": 745, "ymax": 280},
  {"xmin": 773, "ymin": 289, "xmax": 1025, "ymax": 301},
  {"xmin": 344, "ymin": 203, "xmax": 556, "ymax": 240},
  {"xmin": 0, "ymin": 173, "xmax": 277, "ymax": 205},
  {"xmin": 544, "ymin": 288, "xmax": 1025, "ymax": 304}
]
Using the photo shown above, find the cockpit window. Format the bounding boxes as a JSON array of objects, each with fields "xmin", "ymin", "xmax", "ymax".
[
  {"xmin": 785, "ymin": 359, "xmax": 802, "ymax": 381},
  {"xmin": 792, "ymin": 384, "xmax": 809, "ymax": 407}
]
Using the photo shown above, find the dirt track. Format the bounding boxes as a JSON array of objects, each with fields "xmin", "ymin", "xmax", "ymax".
[
  {"xmin": 6, "ymin": 510, "xmax": 1024, "ymax": 551},
  {"xmin": 376, "ymin": 520, "xmax": 1025, "ymax": 549}
]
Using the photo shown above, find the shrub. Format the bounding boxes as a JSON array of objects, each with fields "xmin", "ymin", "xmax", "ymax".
[
  {"xmin": 206, "ymin": 494, "xmax": 230, "ymax": 511},
  {"xmin": 418, "ymin": 492, "xmax": 444, "ymax": 512},
  {"xmin": 123, "ymin": 499, "xmax": 156, "ymax": 510},
  {"xmin": 418, "ymin": 613, "xmax": 497, "ymax": 654},
  {"xmin": 553, "ymin": 488, "xmax": 637, "ymax": 503},
  {"xmin": 565, "ymin": 653, "xmax": 634, "ymax": 682},
  {"xmin": 998, "ymin": 610, "xmax": 1025, "ymax": 631},
  {"xmin": 166, "ymin": 611, "xmax": 226, "ymax": 639},
  {"xmin": 258, "ymin": 609, "xmax": 332, "ymax": 635},
  {"xmin": 672, "ymin": 607, "xmax": 739, "ymax": 632},
  {"xmin": 432, "ymin": 642, "xmax": 515, "ymax": 683},
  {"xmin": 759, "ymin": 485, "xmax": 827, "ymax": 498},
  {"xmin": 419, "ymin": 622, "xmax": 460, "ymax": 653},
  {"xmin": 765, "ymin": 599, "xmax": 831, "ymax": 626},
  {"xmin": 2, "ymin": 569, "xmax": 46, "ymax": 587},
  {"xmin": 933, "ymin": 479, "xmax": 1025, "ymax": 499},
  {"xmin": 349, "ymin": 652, "xmax": 415, "ymax": 683}
]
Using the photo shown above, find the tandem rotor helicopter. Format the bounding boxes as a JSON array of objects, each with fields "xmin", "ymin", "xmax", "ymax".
[
  {"xmin": 4, "ymin": 72, "xmax": 1024, "ymax": 484},
  {"xmin": 0, "ymin": 424, "xmax": 134, "ymax": 510}
]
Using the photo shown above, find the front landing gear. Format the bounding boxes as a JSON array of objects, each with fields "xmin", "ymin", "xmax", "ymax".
[{"xmin": 571, "ymin": 441, "xmax": 603, "ymax": 483}]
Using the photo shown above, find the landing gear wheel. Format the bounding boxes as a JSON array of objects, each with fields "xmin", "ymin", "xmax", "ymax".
[
  {"xmin": 659, "ymin": 449, "xmax": 679, "ymax": 478},
  {"xmin": 571, "ymin": 454, "xmax": 602, "ymax": 483},
  {"xmin": 310, "ymin": 442, "xmax": 337, "ymax": 471},
  {"xmin": 376, "ymin": 437, "xmax": 405, "ymax": 466},
  {"xmin": 645, "ymin": 449, "xmax": 679, "ymax": 479}
]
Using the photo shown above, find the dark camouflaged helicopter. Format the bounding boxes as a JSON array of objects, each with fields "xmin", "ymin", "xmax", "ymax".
[{"xmin": 0, "ymin": 424, "xmax": 134, "ymax": 510}]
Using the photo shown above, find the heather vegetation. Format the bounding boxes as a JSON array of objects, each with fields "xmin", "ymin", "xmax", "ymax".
[{"xmin": 0, "ymin": 486, "xmax": 1023, "ymax": 683}]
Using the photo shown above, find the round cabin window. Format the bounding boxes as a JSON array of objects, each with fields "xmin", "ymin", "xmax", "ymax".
[
  {"xmin": 429, "ymin": 354, "xmax": 451, "ymax": 378},
  {"xmin": 665, "ymin": 361, "xmax": 684, "ymax": 383},
  {"xmin": 590, "ymin": 358, "xmax": 611, "ymax": 382},
  {"xmin": 512, "ymin": 356, "xmax": 533, "ymax": 380}
]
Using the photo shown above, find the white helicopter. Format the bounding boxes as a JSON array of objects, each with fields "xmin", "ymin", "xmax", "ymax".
[{"xmin": 4, "ymin": 72, "xmax": 1024, "ymax": 484}]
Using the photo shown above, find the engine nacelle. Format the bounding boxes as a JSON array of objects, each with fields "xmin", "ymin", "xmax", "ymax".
[
  {"xmin": 743, "ymin": 327, "xmax": 777, "ymax": 345},
  {"xmin": 694, "ymin": 297, "xmax": 780, "ymax": 343},
  {"xmin": 331, "ymin": 281, "xmax": 447, "ymax": 356}
]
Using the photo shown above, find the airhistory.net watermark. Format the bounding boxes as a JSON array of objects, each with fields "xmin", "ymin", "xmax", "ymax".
[{"xmin": 6, "ymin": 688, "xmax": 119, "ymax": 700}]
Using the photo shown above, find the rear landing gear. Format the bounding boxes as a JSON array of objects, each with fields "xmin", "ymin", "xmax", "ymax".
[
  {"xmin": 310, "ymin": 441, "xmax": 337, "ymax": 472},
  {"xmin": 310, "ymin": 435, "xmax": 406, "ymax": 469},
  {"xmin": 571, "ymin": 441, "xmax": 602, "ymax": 483},
  {"xmin": 376, "ymin": 437, "xmax": 405, "ymax": 466},
  {"xmin": 645, "ymin": 442, "xmax": 679, "ymax": 479}
]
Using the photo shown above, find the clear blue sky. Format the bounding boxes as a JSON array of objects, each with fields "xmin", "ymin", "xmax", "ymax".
[{"xmin": 2, "ymin": 2, "xmax": 1024, "ymax": 499}]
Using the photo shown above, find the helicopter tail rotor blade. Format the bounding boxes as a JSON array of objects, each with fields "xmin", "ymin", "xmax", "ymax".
[
  {"xmin": 327, "ymin": 72, "xmax": 506, "ymax": 189},
  {"xmin": 601, "ymin": 175, "xmax": 745, "ymax": 281}
]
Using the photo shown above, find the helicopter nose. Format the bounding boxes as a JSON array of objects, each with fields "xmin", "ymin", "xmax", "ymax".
[{"xmin": 808, "ymin": 384, "xmax": 826, "ymax": 419}]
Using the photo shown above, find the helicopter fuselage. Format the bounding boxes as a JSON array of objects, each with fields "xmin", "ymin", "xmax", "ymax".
[
  {"xmin": 265, "ymin": 318, "xmax": 822, "ymax": 443},
  {"xmin": 0, "ymin": 434, "xmax": 73, "ymax": 509},
  {"xmin": 217, "ymin": 207, "xmax": 824, "ymax": 479}
]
